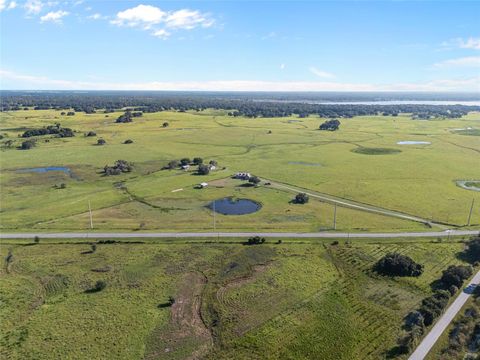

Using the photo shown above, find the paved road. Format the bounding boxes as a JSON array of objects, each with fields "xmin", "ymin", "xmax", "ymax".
[
  {"xmin": 409, "ymin": 269, "xmax": 480, "ymax": 360},
  {"xmin": 0, "ymin": 230, "xmax": 477, "ymax": 239}
]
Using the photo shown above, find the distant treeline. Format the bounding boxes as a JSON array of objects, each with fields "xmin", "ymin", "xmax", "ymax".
[{"xmin": 1, "ymin": 92, "xmax": 479, "ymax": 119}]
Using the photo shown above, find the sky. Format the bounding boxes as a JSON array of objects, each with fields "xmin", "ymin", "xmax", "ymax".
[{"xmin": 0, "ymin": 0, "xmax": 479, "ymax": 91}]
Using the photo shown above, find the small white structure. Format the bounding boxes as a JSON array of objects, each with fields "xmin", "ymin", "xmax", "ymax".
[
  {"xmin": 209, "ymin": 165, "xmax": 216, "ymax": 171},
  {"xmin": 181, "ymin": 164, "xmax": 190, "ymax": 171},
  {"xmin": 199, "ymin": 182, "xmax": 208, "ymax": 188},
  {"xmin": 234, "ymin": 172, "xmax": 251, "ymax": 180}
]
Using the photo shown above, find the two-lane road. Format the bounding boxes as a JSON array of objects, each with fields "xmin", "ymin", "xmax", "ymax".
[
  {"xmin": 0, "ymin": 230, "xmax": 478, "ymax": 239},
  {"xmin": 409, "ymin": 269, "xmax": 480, "ymax": 360}
]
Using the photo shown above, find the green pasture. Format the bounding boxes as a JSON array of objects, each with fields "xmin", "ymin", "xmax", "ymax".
[
  {"xmin": 0, "ymin": 239, "xmax": 471, "ymax": 359},
  {"xmin": 1, "ymin": 109, "xmax": 479, "ymax": 231}
]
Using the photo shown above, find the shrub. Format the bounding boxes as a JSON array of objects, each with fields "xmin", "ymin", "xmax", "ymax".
[
  {"xmin": 374, "ymin": 253, "xmax": 424, "ymax": 277},
  {"xmin": 124, "ymin": 139, "xmax": 133, "ymax": 144},
  {"xmin": 97, "ymin": 138, "xmax": 106, "ymax": 145},
  {"xmin": 5, "ymin": 250, "xmax": 13, "ymax": 265},
  {"xmin": 249, "ymin": 176, "xmax": 261, "ymax": 185},
  {"xmin": 180, "ymin": 158, "xmax": 191, "ymax": 166},
  {"xmin": 20, "ymin": 139, "xmax": 36, "ymax": 150},
  {"xmin": 197, "ymin": 164, "xmax": 210, "ymax": 175},
  {"xmin": 464, "ymin": 235, "xmax": 480, "ymax": 262},
  {"xmin": 85, "ymin": 131, "xmax": 96, "ymax": 137},
  {"xmin": 440, "ymin": 265, "xmax": 473, "ymax": 288},
  {"xmin": 162, "ymin": 122, "xmax": 169, "ymax": 128},
  {"xmin": 167, "ymin": 160, "xmax": 179, "ymax": 169},
  {"xmin": 86, "ymin": 280, "xmax": 107, "ymax": 293},
  {"xmin": 34, "ymin": 236, "xmax": 40, "ymax": 244},
  {"xmin": 294, "ymin": 193, "xmax": 309, "ymax": 204},
  {"xmin": 193, "ymin": 157, "xmax": 203, "ymax": 165},
  {"xmin": 246, "ymin": 236, "xmax": 266, "ymax": 245},
  {"xmin": 91, "ymin": 243, "xmax": 97, "ymax": 253}
]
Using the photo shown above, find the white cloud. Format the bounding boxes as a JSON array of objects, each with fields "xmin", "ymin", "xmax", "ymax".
[
  {"xmin": 261, "ymin": 31, "xmax": 277, "ymax": 40},
  {"xmin": 111, "ymin": 4, "xmax": 214, "ymax": 38},
  {"xmin": 110, "ymin": 4, "xmax": 165, "ymax": 28},
  {"xmin": 87, "ymin": 13, "xmax": 105, "ymax": 20},
  {"xmin": 152, "ymin": 29, "xmax": 170, "ymax": 39},
  {"xmin": 458, "ymin": 37, "xmax": 480, "ymax": 50},
  {"xmin": 165, "ymin": 9, "xmax": 213, "ymax": 29},
  {"xmin": 0, "ymin": 0, "xmax": 16, "ymax": 11},
  {"xmin": 433, "ymin": 56, "xmax": 480, "ymax": 68},
  {"xmin": 309, "ymin": 67, "xmax": 335, "ymax": 79},
  {"xmin": 280, "ymin": 64, "xmax": 286, "ymax": 70},
  {"xmin": 441, "ymin": 37, "xmax": 480, "ymax": 51},
  {"xmin": 2, "ymin": 69, "xmax": 479, "ymax": 92},
  {"xmin": 40, "ymin": 10, "xmax": 68, "ymax": 23},
  {"xmin": 24, "ymin": 0, "xmax": 43, "ymax": 14}
]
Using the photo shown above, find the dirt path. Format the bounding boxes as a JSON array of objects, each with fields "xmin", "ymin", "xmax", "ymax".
[{"xmin": 145, "ymin": 272, "xmax": 212, "ymax": 360}]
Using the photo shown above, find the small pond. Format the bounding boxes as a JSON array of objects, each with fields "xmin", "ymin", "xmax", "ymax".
[
  {"xmin": 456, "ymin": 180, "xmax": 480, "ymax": 192},
  {"xmin": 208, "ymin": 197, "xmax": 261, "ymax": 215},
  {"xmin": 17, "ymin": 166, "xmax": 71, "ymax": 174},
  {"xmin": 397, "ymin": 141, "xmax": 431, "ymax": 145}
]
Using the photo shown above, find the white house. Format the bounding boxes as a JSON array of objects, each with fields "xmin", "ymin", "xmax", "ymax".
[{"xmin": 199, "ymin": 182, "xmax": 208, "ymax": 188}]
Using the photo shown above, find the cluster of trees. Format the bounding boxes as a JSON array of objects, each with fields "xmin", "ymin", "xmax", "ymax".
[
  {"xmin": 103, "ymin": 160, "xmax": 133, "ymax": 175},
  {"xmin": 22, "ymin": 124, "xmax": 74, "ymax": 138},
  {"xmin": 166, "ymin": 158, "xmax": 218, "ymax": 175},
  {"xmin": 374, "ymin": 253, "xmax": 424, "ymax": 277},
  {"xmin": 294, "ymin": 193, "xmax": 309, "ymax": 204},
  {"xmin": 439, "ymin": 292, "xmax": 480, "ymax": 358},
  {"xmin": 1, "ymin": 91, "xmax": 478, "ymax": 119},
  {"xmin": 115, "ymin": 110, "xmax": 143, "ymax": 123},
  {"xmin": 394, "ymin": 235, "xmax": 480, "ymax": 356},
  {"xmin": 319, "ymin": 119, "xmax": 341, "ymax": 131},
  {"xmin": 464, "ymin": 235, "xmax": 480, "ymax": 263}
]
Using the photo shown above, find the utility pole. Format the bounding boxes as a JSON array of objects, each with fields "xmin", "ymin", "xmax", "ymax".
[
  {"xmin": 88, "ymin": 200, "xmax": 93, "ymax": 230},
  {"xmin": 467, "ymin": 198, "xmax": 475, "ymax": 226},
  {"xmin": 213, "ymin": 201, "xmax": 216, "ymax": 232},
  {"xmin": 333, "ymin": 203, "xmax": 337, "ymax": 230}
]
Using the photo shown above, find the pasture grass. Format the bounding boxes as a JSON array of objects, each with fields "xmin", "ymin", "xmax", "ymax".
[
  {"xmin": 0, "ymin": 239, "xmax": 471, "ymax": 359},
  {"xmin": 1, "ymin": 109, "xmax": 479, "ymax": 231}
]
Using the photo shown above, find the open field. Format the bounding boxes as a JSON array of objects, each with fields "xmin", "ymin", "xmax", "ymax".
[
  {"xmin": 0, "ymin": 238, "xmax": 474, "ymax": 359},
  {"xmin": 1, "ymin": 109, "xmax": 479, "ymax": 232}
]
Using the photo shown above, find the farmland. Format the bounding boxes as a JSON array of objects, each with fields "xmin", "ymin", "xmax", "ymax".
[
  {"xmin": 0, "ymin": 237, "xmax": 473, "ymax": 359},
  {"xmin": 0, "ymin": 108, "xmax": 479, "ymax": 233}
]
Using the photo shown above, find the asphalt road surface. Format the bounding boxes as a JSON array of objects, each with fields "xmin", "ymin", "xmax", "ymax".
[
  {"xmin": 0, "ymin": 230, "xmax": 477, "ymax": 239},
  {"xmin": 409, "ymin": 269, "xmax": 480, "ymax": 360}
]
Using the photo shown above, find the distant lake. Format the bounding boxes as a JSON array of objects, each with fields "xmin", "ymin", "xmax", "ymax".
[{"xmin": 259, "ymin": 100, "xmax": 480, "ymax": 106}]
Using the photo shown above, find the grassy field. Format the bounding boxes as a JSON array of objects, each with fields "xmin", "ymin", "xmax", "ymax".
[
  {"xmin": 1, "ymin": 109, "xmax": 479, "ymax": 232},
  {"xmin": 0, "ymin": 237, "xmax": 472, "ymax": 359}
]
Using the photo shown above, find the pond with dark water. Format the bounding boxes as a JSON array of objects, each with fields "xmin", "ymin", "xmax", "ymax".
[{"xmin": 208, "ymin": 197, "xmax": 261, "ymax": 215}]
